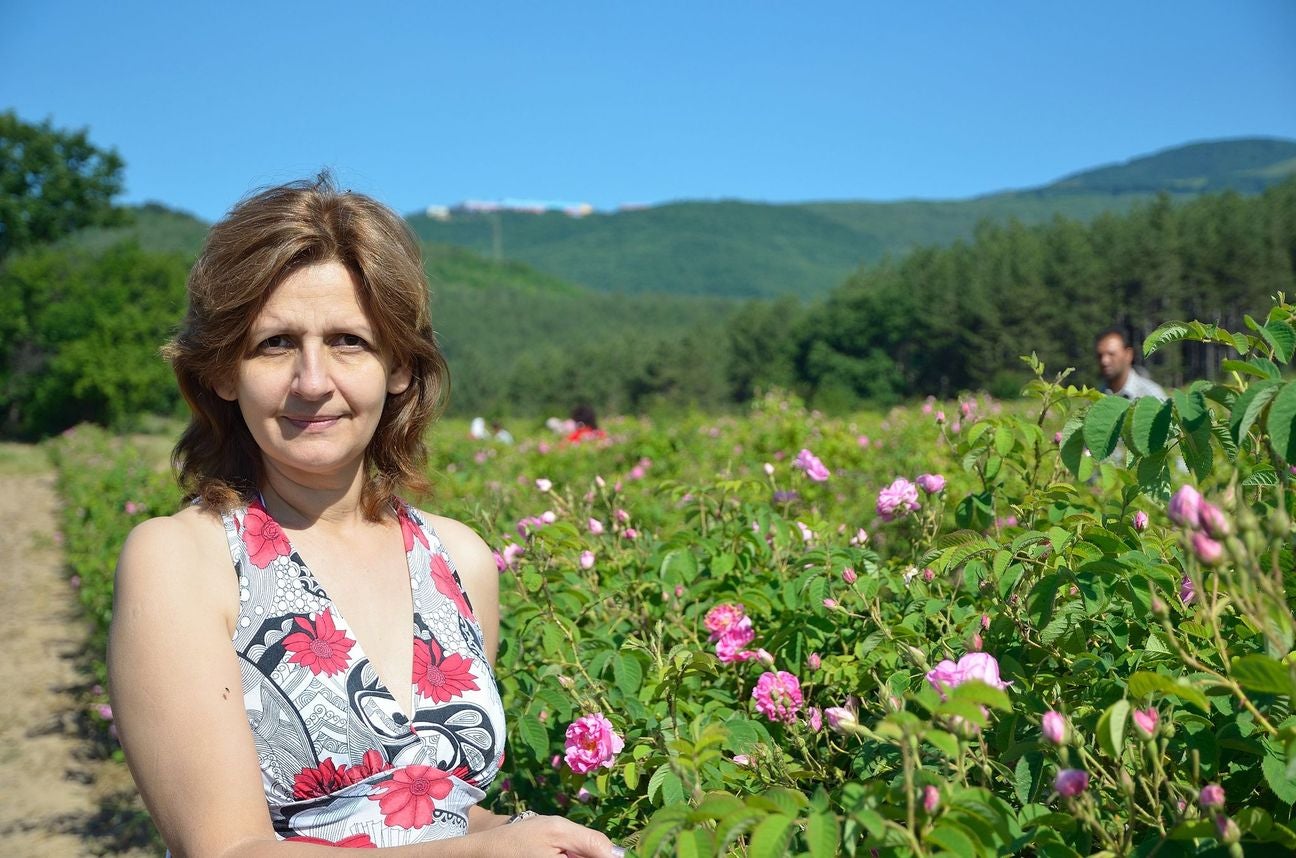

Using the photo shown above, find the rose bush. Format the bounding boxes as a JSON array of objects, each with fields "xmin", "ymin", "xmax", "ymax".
[{"xmin": 50, "ymin": 295, "xmax": 1296, "ymax": 856}]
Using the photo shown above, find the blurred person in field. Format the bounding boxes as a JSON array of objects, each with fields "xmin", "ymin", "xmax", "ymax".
[
  {"xmin": 565, "ymin": 403, "xmax": 607, "ymax": 443},
  {"xmin": 1095, "ymin": 328, "xmax": 1167, "ymax": 401}
]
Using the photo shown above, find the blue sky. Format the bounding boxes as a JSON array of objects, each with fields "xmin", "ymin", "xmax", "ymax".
[{"xmin": 3, "ymin": 1, "xmax": 1294, "ymax": 221}]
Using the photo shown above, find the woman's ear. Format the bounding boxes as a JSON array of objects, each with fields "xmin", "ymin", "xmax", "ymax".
[
  {"xmin": 388, "ymin": 365, "xmax": 412, "ymax": 396},
  {"xmin": 214, "ymin": 378, "xmax": 238, "ymax": 402}
]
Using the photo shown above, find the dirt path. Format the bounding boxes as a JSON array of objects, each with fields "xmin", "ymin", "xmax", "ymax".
[{"xmin": 0, "ymin": 448, "xmax": 156, "ymax": 856}]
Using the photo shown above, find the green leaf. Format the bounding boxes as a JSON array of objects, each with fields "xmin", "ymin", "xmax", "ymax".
[
  {"xmin": 1143, "ymin": 321, "xmax": 1190, "ymax": 357},
  {"xmin": 1128, "ymin": 396, "xmax": 1172, "ymax": 457},
  {"xmin": 1097, "ymin": 699, "xmax": 1130, "ymax": 758},
  {"xmin": 748, "ymin": 813, "xmax": 794, "ymax": 858},
  {"xmin": 518, "ymin": 714, "xmax": 549, "ymax": 761},
  {"xmin": 1173, "ymin": 389, "xmax": 1209, "ymax": 431},
  {"xmin": 949, "ymin": 680, "xmax": 1012, "ymax": 712},
  {"xmin": 926, "ymin": 729, "xmax": 961, "ymax": 758},
  {"xmin": 1230, "ymin": 380, "xmax": 1282, "ymax": 448},
  {"xmin": 1231, "ymin": 654, "xmax": 1295, "ymax": 696},
  {"xmin": 1267, "ymin": 382, "xmax": 1296, "ymax": 462},
  {"xmin": 806, "ymin": 811, "xmax": 841, "ymax": 858},
  {"xmin": 1223, "ymin": 358, "xmax": 1283, "ymax": 380},
  {"xmin": 926, "ymin": 822, "xmax": 979, "ymax": 858},
  {"xmin": 1059, "ymin": 416, "xmax": 1086, "ymax": 477},
  {"xmin": 1266, "ymin": 321, "xmax": 1296, "ymax": 364},
  {"xmin": 692, "ymin": 792, "xmax": 745, "ymax": 822},
  {"xmin": 1014, "ymin": 753, "xmax": 1043, "ymax": 806},
  {"xmin": 1083, "ymin": 396, "xmax": 1132, "ymax": 461},
  {"xmin": 1127, "ymin": 671, "xmax": 1211, "ymax": 713},
  {"xmin": 994, "ymin": 424, "xmax": 1015, "ymax": 457},
  {"xmin": 1180, "ymin": 421, "xmax": 1214, "ymax": 482},
  {"xmin": 615, "ymin": 652, "xmax": 643, "ymax": 697},
  {"xmin": 1263, "ymin": 739, "xmax": 1296, "ymax": 805},
  {"xmin": 1135, "ymin": 451, "xmax": 1171, "ymax": 501}
]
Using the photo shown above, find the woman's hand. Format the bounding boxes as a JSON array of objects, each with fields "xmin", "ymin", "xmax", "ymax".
[{"xmin": 476, "ymin": 814, "xmax": 620, "ymax": 858}]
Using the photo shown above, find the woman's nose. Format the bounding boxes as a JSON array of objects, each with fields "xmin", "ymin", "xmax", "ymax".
[{"xmin": 292, "ymin": 345, "xmax": 334, "ymax": 399}]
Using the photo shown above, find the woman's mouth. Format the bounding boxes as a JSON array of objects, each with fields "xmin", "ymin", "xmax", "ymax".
[{"xmin": 282, "ymin": 415, "xmax": 342, "ymax": 431}]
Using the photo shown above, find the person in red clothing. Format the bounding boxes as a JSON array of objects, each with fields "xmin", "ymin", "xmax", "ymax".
[{"xmin": 565, "ymin": 403, "xmax": 607, "ymax": 443}]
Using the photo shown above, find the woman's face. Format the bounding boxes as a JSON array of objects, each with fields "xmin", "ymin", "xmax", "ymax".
[{"xmin": 216, "ymin": 261, "xmax": 410, "ymax": 487}]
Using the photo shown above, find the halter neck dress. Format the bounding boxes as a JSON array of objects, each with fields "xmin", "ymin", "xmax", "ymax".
[{"xmin": 221, "ymin": 499, "xmax": 506, "ymax": 847}]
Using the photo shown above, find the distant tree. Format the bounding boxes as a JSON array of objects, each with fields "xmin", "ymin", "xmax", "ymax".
[{"xmin": 0, "ymin": 111, "xmax": 127, "ymax": 261}]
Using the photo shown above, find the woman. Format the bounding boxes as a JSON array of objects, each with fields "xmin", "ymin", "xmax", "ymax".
[{"xmin": 108, "ymin": 177, "xmax": 618, "ymax": 857}]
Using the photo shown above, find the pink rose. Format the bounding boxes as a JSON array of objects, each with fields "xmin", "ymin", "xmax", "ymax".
[
  {"xmin": 842, "ymin": 566, "xmax": 858, "ymax": 584},
  {"xmin": 926, "ymin": 652, "xmax": 1011, "ymax": 698},
  {"xmin": 751, "ymin": 671, "xmax": 803, "ymax": 724},
  {"xmin": 806, "ymin": 652, "xmax": 821, "ymax": 671},
  {"xmin": 588, "ymin": 518, "xmax": 604, "ymax": 535},
  {"xmin": 1199, "ymin": 784, "xmax": 1225, "ymax": 810},
  {"xmin": 876, "ymin": 478, "xmax": 920, "ymax": 521},
  {"xmin": 793, "ymin": 449, "xmax": 831, "ymax": 482},
  {"xmin": 563, "ymin": 713, "xmax": 624, "ymax": 774},
  {"xmin": 922, "ymin": 785, "xmax": 940, "ymax": 814},
  {"xmin": 579, "ymin": 550, "xmax": 595, "ymax": 570},
  {"xmin": 1132, "ymin": 511, "xmax": 1149, "ymax": 531},
  {"xmin": 1198, "ymin": 503, "xmax": 1230, "ymax": 539},
  {"xmin": 808, "ymin": 707, "xmax": 823, "ymax": 732},
  {"xmin": 916, "ymin": 473, "xmax": 946, "ymax": 494}
]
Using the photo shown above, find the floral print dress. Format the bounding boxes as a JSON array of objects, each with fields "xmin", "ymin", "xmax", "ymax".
[{"xmin": 222, "ymin": 499, "xmax": 506, "ymax": 847}]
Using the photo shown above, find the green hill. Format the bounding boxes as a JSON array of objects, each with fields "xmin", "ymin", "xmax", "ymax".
[{"xmin": 407, "ymin": 138, "xmax": 1296, "ymax": 299}]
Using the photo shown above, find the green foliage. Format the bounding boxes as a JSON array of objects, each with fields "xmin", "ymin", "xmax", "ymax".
[
  {"xmin": 0, "ymin": 110, "xmax": 127, "ymax": 261},
  {"xmin": 0, "ymin": 242, "xmax": 189, "ymax": 438}
]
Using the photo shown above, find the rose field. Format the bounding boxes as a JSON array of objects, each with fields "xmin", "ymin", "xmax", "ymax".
[{"xmin": 51, "ymin": 298, "xmax": 1296, "ymax": 857}]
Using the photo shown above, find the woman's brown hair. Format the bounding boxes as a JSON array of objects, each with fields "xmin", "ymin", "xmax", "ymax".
[{"xmin": 164, "ymin": 174, "xmax": 449, "ymax": 520}]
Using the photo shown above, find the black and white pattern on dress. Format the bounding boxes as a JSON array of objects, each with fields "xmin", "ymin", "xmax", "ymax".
[{"xmin": 222, "ymin": 500, "xmax": 507, "ymax": 847}]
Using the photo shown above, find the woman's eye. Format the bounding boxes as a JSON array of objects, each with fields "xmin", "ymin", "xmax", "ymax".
[
  {"xmin": 336, "ymin": 334, "xmax": 367, "ymax": 348},
  {"xmin": 259, "ymin": 335, "xmax": 292, "ymax": 351}
]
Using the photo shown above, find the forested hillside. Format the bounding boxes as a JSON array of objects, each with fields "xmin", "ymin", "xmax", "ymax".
[{"xmin": 407, "ymin": 138, "xmax": 1296, "ymax": 299}]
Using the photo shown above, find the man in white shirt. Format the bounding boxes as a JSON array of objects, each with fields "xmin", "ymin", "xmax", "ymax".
[{"xmin": 1095, "ymin": 328, "xmax": 1168, "ymax": 401}]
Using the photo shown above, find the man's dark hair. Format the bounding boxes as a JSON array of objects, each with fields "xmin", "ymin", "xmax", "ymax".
[{"xmin": 1094, "ymin": 327, "xmax": 1132, "ymax": 348}]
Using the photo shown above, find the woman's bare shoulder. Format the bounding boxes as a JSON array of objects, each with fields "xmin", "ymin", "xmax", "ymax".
[{"xmin": 116, "ymin": 504, "xmax": 239, "ymax": 618}]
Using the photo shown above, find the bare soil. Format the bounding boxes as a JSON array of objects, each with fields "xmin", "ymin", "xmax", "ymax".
[{"xmin": 0, "ymin": 446, "xmax": 157, "ymax": 856}]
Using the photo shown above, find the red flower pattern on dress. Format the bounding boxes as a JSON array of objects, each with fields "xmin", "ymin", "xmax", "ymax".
[
  {"xmin": 342, "ymin": 748, "xmax": 392, "ymax": 786},
  {"xmin": 293, "ymin": 757, "xmax": 351, "ymax": 800},
  {"xmin": 399, "ymin": 506, "xmax": 430, "ymax": 552},
  {"xmin": 370, "ymin": 766, "xmax": 454, "ymax": 829},
  {"xmin": 283, "ymin": 609, "xmax": 355, "ymax": 677},
  {"xmin": 429, "ymin": 554, "xmax": 473, "ymax": 620},
  {"xmin": 242, "ymin": 502, "xmax": 293, "ymax": 567},
  {"xmin": 412, "ymin": 637, "xmax": 479, "ymax": 703},
  {"xmin": 285, "ymin": 833, "xmax": 377, "ymax": 847}
]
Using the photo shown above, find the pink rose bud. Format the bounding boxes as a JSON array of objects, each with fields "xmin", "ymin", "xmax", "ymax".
[
  {"xmin": 1199, "ymin": 784, "xmax": 1225, "ymax": 810},
  {"xmin": 551, "ymin": 754, "xmax": 562, "ymax": 768},
  {"xmin": 825, "ymin": 706, "xmax": 861, "ymax": 734},
  {"xmin": 97, "ymin": 704, "xmax": 113, "ymax": 721},
  {"xmin": 540, "ymin": 510, "xmax": 557, "ymax": 524},
  {"xmin": 1132, "ymin": 707, "xmax": 1159, "ymax": 739},
  {"xmin": 850, "ymin": 528, "xmax": 869, "ymax": 546},
  {"xmin": 732, "ymin": 754, "xmax": 751, "ymax": 766},
  {"xmin": 1214, "ymin": 813, "xmax": 1241, "ymax": 845},
  {"xmin": 842, "ymin": 566, "xmax": 858, "ymax": 584},
  {"xmin": 615, "ymin": 508, "xmax": 630, "ymax": 523},
  {"xmin": 623, "ymin": 528, "xmax": 638, "ymax": 540},
  {"xmin": 1191, "ymin": 531, "xmax": 1224, "ymax": 566},
  {"xmin": 807, "ymin": 652, "xmax": 822, "ymax": 671},
  {"xmin": 922, "ymin": 784, "xmax": 940, "ymax": 814},
  {"xmin": 823, "ymin": 598, "xmax": 838, "ymax": 609},
  {"xmin": 579, "ymin": 550, "xmax": 595, "ymax": 570},
  {"xmin": 916, "ymin": 473, "xmax": 946, "ymax": 494},
  {"xmin": 1198, "ymin": 503, "xmax": 1230, "ymax": 539},
  {"xmin": 577, "ymin": 787, "xmax": 593, "ymax": 804},
  {"xmin": 674, "ymin": 584, "xmax": 684, "ymax": 598},
  {"xmin": 935, "ymin": 411, "xmax": 946, "ymax": 424},
  {"xmin": 1054, "ymin": 768, "xmax": 1089, "ymax": 797},
  {"xmin": 763, "ymin": 462, "xmax": 775, "ymax": 476},
  {"xmin": 808, "ymin": 707, "xmax": 823, "ymax": 732},
  {"xmin": 595, "ymin": 475, "xmax": 606, "ymax": 488},
  {"xmin": 1167, "ymin": 485, "xmax": 1203, "ymax": 529},
  {"xmin": 1052, "ymin": 431, "xmax": 1062, "ymax": 444},
  {"xmin": 1042, "ymin": 710, "xmax": 1067, "ymax": 745},
  {"xmin": 536, "ymin": 478, "xmax": 553, "ymax": 492},
  {"xmin": 971, "ymin": 632, "xmax": 983, "ymax": 651},
  {"xmin": 922, "ymin": 567, "xmax": 934, "ymax": 582},
  {"xmin": 981, "ymin": 613, "xmax": 991, "ymax": 630},
  {"xmin": 1132, "ymin": 511, "xmax": 1149, "ymax": 531},
  {"xmin": 588, "ymin": 518, "xmax": 605, "ymax": 535}
]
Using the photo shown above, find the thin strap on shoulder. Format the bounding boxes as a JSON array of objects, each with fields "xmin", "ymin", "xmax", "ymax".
[{"xmin": 219, "ymin": 504, "xmax": 248, "ymax": 577}]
